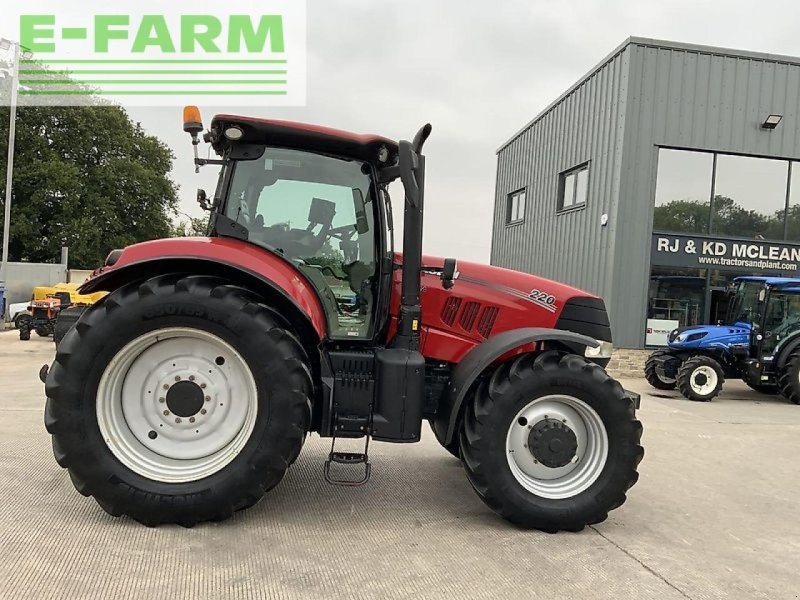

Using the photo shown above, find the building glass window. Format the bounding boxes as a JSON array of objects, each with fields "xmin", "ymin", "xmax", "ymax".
[
  {"xmin": 711, "ymin": 154, "xmax": 788, "ymax": 239},
  {"xmin": 558, "ymin": 163, "xmax": 589, "ymax": 211},
  {"xmin": 648, "ymin": 266, "xmax": 707, "ymax": 329},
  {"xmin": 652, "ymin": 148, "xmax": 800, "ymax": 242},
  {"xmin": 653, "ymin": 149, "xmax": 713, "ymax": 234},
  {"xmin": 506, "ymin": 189, "xmax": 526, "ymax": 224},
  {"xmin": 786, "ymin": 162, "xmax": 800, "ymax": 241}
]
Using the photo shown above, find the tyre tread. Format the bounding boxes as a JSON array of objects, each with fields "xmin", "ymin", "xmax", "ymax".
[
  {"xmin": 458, "ymin": 350, "xmax": 643, "ymax": 532},
  {"xmin": 45, "ymin": 275, "xmax": 314, "ymax": 525}
]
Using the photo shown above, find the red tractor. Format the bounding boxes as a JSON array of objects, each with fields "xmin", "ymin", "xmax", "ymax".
[{"xmin": 43, "ymin": 108, "xmax": 643, "ymax": 531}]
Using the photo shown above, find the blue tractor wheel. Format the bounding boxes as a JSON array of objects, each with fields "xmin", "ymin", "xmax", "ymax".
[
  {"xmin": 644, "ymin": 350, "xmax": 678, "ymax": 390},
  {"xmin": 677, "ymin": 356, "xmax": 724, "ymax": 401}
]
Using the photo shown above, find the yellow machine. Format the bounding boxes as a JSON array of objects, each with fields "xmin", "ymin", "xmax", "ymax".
[{"xmin": 31, "ymin": 283, "xmax": 107, "ymax": 305}]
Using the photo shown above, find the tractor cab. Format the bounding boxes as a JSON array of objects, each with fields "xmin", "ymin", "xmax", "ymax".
[
  {"xmin": 219, "ymin": 138, "xmax": 384, "ymax": 340},
  {"xmin": 742, "ymin": 278, "xmax": 800, "ymax": 388}
]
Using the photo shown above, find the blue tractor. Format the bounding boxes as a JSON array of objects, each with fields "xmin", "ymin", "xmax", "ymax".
[{"xmin": 645, "ymin": 276, "xmax": 800, "ymax": 402}]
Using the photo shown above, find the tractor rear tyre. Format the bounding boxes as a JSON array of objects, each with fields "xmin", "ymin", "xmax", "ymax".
[
  {"xmin": 54, "ymin": 306, "xmax": 88, "ymax": 349},
  {"xmin": 644, "ymin": 350, "xmax": 678, "ymax": 390},
  {"xmin": 44, "ymin": 274, "xmax": 313, "ymax": 526},
  {"xmin": 677, "ymin": 356, "xmax": 724, "ymax": 401},
  {"xmin": 459, "ymin": 351, "xmax": 643, "ymax": 532},
  {"xmin": 777, "ymin": 347, "xmax": 800, "ymax": 405}
]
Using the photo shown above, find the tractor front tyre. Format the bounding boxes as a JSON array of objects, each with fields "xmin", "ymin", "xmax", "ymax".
[
  {"xmin": 19, "ymin": 323, "xmax": 31, "ymax": 341},
  {"xmin": 644, "ymin": 350, "xmax": 678, "ymax": 390},
  {"xmin": 777, "ymin": 347, "xmax": 800, "ymax": 405},
  {"xmin": 35, "ymin": 326, "xmax": 51, "ymax": 337},
  {"xmin": 44, "ymin": 274, "xmax": 313, "ymax": 526},
  {"xmin": 459, "ymin": 351, "xmax": 643, "ymax": 532},
  {"xmin": 677, "ymin": 356, "xmax": 724, "ymax": 401}
]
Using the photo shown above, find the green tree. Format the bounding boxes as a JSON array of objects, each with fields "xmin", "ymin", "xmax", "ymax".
[
  {"xmin": 653, "ymin": 195, "xmax": 785, "ymax": 239},
  {"xmin": 171, "ymin": 216, "xmax": 209, "ymax": 237},
  {"xmin": 0, "ymin": 63, "xmax": 178, "ymax": 268},
  {"xmin": 653, "ymin": 199, "xmax": 711, "ymax": 234}
]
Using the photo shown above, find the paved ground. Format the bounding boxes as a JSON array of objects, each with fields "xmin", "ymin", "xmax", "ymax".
[{"xmin": 1, "ymin": 331, "xmax": 798, "ymax": 599}]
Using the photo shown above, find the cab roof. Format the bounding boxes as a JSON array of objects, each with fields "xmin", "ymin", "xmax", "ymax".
[
  {"xmin": 734, "ymin": 275, "xmax": 800, "ymax": 286},
  {"xmin": 210, "ymin": 114, "xmax": 399, "ymax": 164}
]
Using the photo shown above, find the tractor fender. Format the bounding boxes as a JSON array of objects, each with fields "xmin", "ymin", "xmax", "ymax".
[
  {"xmin": 80, "ymin": 255, "xmax": 326, "ymax": 349},
  {"xmin": 432, "ymin": 327, "xmax": 600, "ymax": 446}
]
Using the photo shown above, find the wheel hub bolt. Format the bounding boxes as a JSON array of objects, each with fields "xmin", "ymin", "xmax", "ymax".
[
  {"xmin": 200, "ymin": 383, "xmax": 206, "ymax": 389},
  {"xmin": 175, "ymin": 417, "xmax": 182, "ymax": 423},
  {"xmin": 189, "ymin": 375, "xmax": 195, "ymax": 382},
  {"xmin": 163, "ymin": 384, "xmax": 169, "ymax": 390},
  {"xmin": 163, "ymin": 410, "xmax": 169, "ymax": 416},
  {"xmin": 175, "ymin": 376, "xmax": 181, "ymax": 382},
  {"xmin": 200, "ymin": 409, "xmax": 207, "ymax": 415},
  {"xmin": 159, "ymin": 397, "xmax": 165, "ymax": 403},
  {"xmin": 189, "ymin": 417, "xmax": 195, "ymax": 423},
  {"xmin": 205, "ymin": 396, "xmax": 210, "ymax": 402}
]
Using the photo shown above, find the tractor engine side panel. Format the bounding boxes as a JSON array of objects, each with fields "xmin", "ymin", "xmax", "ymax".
[{"xmin": 390, "ymin": 255, "xmax": 607, "ymax": 364}]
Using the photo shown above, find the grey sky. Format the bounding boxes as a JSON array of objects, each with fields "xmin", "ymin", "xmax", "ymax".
[{"xmin": 52, "ymin": 1, "xmax": 800, "ymax": 261}]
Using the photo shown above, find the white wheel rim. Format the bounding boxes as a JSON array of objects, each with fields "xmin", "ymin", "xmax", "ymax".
[
  {"xmin": 505, "ymin": 395, "xmax": 608, "ymax": 500},
  {"xmin": 96, "ymin": 327, "xmax": 258, "ymax": 483},
  {"xmin": 690, "ymin": 366, "xmax": 718, "ymax": 396}
]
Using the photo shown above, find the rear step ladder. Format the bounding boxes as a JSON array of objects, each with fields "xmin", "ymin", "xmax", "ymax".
[{"xmin": 324, "ymin": 430, "xmax": 371, "ymax": 487}]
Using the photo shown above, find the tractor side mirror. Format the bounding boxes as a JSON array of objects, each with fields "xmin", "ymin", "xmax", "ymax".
[
  {"xmin": 441, "ymin": 258, "xmax": 459, "ymax": 290},
  {"xmin": 309, "ymin": 197, "xmax": 336, "ymax": 226},
  {"xmin": 197, "ymin": 188, "xmax": 211, "ymax": 211},
  {"xmin": 352, "ymin": 189, "xmax": 370, "ymax": 234}
]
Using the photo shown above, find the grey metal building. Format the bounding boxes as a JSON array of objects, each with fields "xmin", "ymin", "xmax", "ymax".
[{"xmin": 491, "ymin": 37, "xmax": 800, "ymax": 348}]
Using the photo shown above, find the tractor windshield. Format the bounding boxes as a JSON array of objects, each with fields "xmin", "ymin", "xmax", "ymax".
[
  {"xmin": 727, "ymin": 281, "xmax": 765, "ymax": 326},
  {"xmin": 224, "ymin": 148, "xmax": 378, "ymax": 340},
  {"xmin": 760, "ymin": 291, "xmax": 800, "ymax": 356}
]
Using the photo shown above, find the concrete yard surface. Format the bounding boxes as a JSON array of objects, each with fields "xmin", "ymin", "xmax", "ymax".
[{"xmin": 1, "ymin": 330, "xmax": 798, "ymax": 599}]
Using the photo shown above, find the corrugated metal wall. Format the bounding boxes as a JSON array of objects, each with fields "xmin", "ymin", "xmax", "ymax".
[
  {"xmin": 490, "ymin": 45, "xmax": 631, "ymax": 338},
  {"xmin": 493, "ymin": 38, "xmax": 800, "ymax": 348},
  {"xmin": 615, "ymin": 41, "xmax": 800, "ymax": 347}
]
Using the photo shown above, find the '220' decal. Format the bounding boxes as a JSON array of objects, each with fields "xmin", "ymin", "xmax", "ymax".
[{"xmin": 528, "ymin": 289, "xmax": 557, "ymax": 313}]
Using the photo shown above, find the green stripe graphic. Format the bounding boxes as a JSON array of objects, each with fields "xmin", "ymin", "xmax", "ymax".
[
  {"xmin": 21, "ymin": 80, "xmax": 288, "ymax": 85},
  {"xmin": 20, "ymin": 90, "xmax": 289, "ymax": 96},
  {"xmin": 21, "ymin": 59, "xmax": 287, "ymax": 64},
  {"xmin": 20, "ymin": 70, "xmax": 287, "ymax": 75}
]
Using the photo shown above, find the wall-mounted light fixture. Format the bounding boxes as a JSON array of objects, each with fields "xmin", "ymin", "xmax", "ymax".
[{"xmin": 762, "ymin": 114, "xmax": 783, "ymax": 130}]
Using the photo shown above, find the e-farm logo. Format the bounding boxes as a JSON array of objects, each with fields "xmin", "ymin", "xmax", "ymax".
[{"xmin": 3, "ymin": 0, "xmax": 306, "ymax": 106}]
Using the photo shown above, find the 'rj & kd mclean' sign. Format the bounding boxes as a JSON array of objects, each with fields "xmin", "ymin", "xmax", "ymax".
[{"xmin": 651, "ymin": 233, "xmax": 800, "ymax": 274}]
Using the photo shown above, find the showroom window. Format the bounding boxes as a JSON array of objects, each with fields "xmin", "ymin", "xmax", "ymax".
[
  {"xmin": 653, "ymin": 149, "xmax": 713, "ymax": 234},
  {"xmin": 653, "ymin": 148, "xmax": 800, "ymax": 242},
  {"xmin": 558, "ymin": 163, "xmax": 589, "ymax": 211},
  {"xmin": 786, "ymin": 163, "xmax": 800, "ymax": 241},
  {"xmin": 711, "ymin": 154, "xmax": 788, "ymax": 239},
  {"xmin": 506, "ymin": 189, "xmax": 526, "ymax": 224},
  {"xmin": 648, "ymin": 266, "xmax": 708, "ymax": 329}
]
